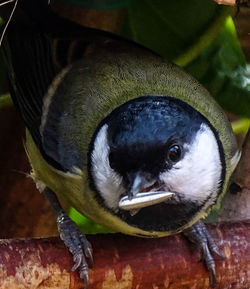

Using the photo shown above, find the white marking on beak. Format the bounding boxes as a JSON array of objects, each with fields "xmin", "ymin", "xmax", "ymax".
[
  {"xmin": 119, "ymin": 191, "xmax": 174, "ymax": 211},
  {"xmin": 130, "ymin": 173, "xmax": 142, "ymax": 196},
  {"xmin": 128, "ymin": 171, "xmax": 156, "ymax": 200}
]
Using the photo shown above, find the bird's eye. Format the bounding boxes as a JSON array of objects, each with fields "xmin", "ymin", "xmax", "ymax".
[{"xmin": 168, "ymin": 144, "xmax": 182, "ymax": 162}]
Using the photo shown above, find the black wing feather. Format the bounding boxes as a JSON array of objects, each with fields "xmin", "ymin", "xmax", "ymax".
[
  {"xmin": 2, "ymin": 28, "xmax": 59, "ymax": 165},
  {"xmin": 1, "ymin": 0, "xmax": 126, "ymax": 170}
]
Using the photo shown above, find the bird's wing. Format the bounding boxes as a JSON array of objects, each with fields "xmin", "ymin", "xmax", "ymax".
[{"xmin": 1, "ymin": 0, "xmax": 129, "ymax": 171}]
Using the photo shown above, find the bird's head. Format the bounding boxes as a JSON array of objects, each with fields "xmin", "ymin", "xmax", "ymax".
[{"xmin": 89, "ymin": 96, "xmax": 224, "ymax": 232}]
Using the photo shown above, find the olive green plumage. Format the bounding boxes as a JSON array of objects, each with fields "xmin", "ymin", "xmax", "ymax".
[
  {"xmin": 25, "ymin": 40, "xmax": 238, "ymax": 237},
  {"xmin": 43, "ymin": 41, "xmax": 237, "ymax": 168}
]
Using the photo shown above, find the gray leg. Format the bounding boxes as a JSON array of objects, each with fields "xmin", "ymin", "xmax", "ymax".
[
  {"xmin": 43, "ymin": 187, "xmax": 93, "ymax": 288},
  {"xmin": 184, "ymin": 221, "xmax": 223, "ymax": 287}
]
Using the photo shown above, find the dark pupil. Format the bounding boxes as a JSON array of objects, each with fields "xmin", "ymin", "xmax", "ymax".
[{"xmin": 169, "ymin": 145, "xmax": 181, "ymax": 162}]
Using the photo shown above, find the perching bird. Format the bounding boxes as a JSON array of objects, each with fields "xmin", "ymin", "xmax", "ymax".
[{"xmin": 1, "ymin": 0, "xmax": 240, "ymax": 287}]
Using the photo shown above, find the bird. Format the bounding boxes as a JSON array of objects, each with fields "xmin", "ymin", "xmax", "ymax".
[{"xmin": 1, "ymin": 0, "xmax": 240, "ymax": 287}]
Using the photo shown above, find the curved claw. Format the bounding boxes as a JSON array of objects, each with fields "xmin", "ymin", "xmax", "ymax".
[
  {"xmin": 206, "ymin": 233, "xmax": 225, "ymax": 259},
  {"xmin": 184, "ymin": 221, "xmax": 221, "ymax": 287},
  {"xmin": 72, "ymin": 254, "xmax": 83, "ymax": 272},
  {"xmin": 85, "ymin": 247, "xmax": 94, "ymax": 268},
  {"xmin": 80, "ymin": 269, "xmax": 89, "ymax": 289},
  {"xmin": 56, "ymin": 213, "xmax": 92, "ymax": 289},
  {"xmin": 202, "ymin": 243, "xmax": 217, "ymax": 287},
  {"xmin": 80, "ymin": 235, "xmax": 93, "ymax": 265}
]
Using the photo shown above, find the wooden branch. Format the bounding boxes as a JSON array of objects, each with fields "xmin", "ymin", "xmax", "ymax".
[{"xmin": 0, "ymin": 221, "xmax": 250, "ymax": 289}]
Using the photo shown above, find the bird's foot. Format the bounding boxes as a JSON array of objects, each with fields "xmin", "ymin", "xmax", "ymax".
[
  {"xmin": 57, "ymin": 213, "xmax": 93, "ymax": 288},
  {"xmin": 184, "ymin": 221, "xmax": 223, "ymax": 287}
]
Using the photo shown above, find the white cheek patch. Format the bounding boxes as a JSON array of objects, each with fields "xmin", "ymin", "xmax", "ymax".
[
  {"xmin": 159, "ymin": 123, "xmax": 222, "ymax": 205},
  {"xmin": 91, "ymin": 124, "xmax": 125, "ymax": 210}
]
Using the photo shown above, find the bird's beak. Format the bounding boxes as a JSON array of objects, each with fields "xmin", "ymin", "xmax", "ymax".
[
  {"xmin": 128, "ymin": 171, "xmax": 154, "ymax": 200},
  {"xmin": 118, "ymin": 171, "xmax": 174, "ymax": 212}
]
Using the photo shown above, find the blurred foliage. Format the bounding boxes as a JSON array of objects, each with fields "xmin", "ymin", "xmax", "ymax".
[
  {"xmin": 122, "ymin": 0, "xmax": 229, "ymax": 64},
  {"xmin": 231, "ymin": 118, "xmax": 250, "ymax": 135},
  {"xmin": 186, "ymin": 17, "xmax": 250, "ymax": 118},
  {"xmin": 69, "ymin": 208, "xmax": 113, "ymax": 234},
  {"xmin": 0, "ymin": 93, "xmax": 12, "ymax": 108},
  {"xmin": 122, "ymin": 0, "xmax": 250, "ymax": 118}
]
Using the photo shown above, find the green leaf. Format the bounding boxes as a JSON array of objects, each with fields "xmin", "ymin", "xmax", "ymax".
[
  {"xmin": 0, "ymin": 93, "xmax": 12, "ymax": 109},
  {"xmin": 232, "ymin": 118, "xmax": 250, "ymax": 135},
  {"xmin": 186, "ymin": 17, "xmax": 250, "ymax": 117},
  {"xmin": 121, "ymin": 0, "xmax": 250, "ymax": 117},
  {"xmin": 69, "ymin": 207, "xmax": 114, "ymax": 234},
  {"xmin": 122, "ymin": 0, "xmax": 231, "ymax": 63}
]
